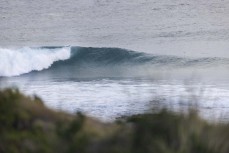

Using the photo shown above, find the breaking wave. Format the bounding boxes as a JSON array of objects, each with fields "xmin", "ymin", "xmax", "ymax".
[
  {"xmin": 0, "ymin": 47, "xmax": 71, "ymax": 76},
  {"xmin": 1, "ymin": 46, "xmax": 228, "ymax": 78}
]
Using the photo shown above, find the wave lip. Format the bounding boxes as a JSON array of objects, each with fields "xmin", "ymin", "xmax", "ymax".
[
  {"xmin": 1, "ymin": 46, "xmax": 229, "ymax": 78},
  {"xmin": 0, "ymin": 47, "xmax": 71, "ymax": 77}
]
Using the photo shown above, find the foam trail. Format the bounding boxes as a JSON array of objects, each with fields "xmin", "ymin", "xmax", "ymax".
[{"xmin": 0, "ymin": 47, "xmax": 71, "ymax": 77}]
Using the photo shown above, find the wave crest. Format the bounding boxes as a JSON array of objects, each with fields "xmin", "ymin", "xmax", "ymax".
[
  {"xmin": 1, "ymin": 46, "xmax": 228, "ymax": 78},
  {"xmin": 0, "ymin": 47, "xmax": 71, "ymax": 77}
]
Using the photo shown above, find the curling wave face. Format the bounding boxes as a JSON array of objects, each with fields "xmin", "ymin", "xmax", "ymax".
[{"xmin": 1, "ymin": 46, "xmax": 229, "ymax": 78}]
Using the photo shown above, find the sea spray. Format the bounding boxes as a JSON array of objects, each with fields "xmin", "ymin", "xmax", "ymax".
[
  {"xmin": 0, "ymin": 47, "xmax": 71, "ymax": 76},
  {"xmin": 1, "ymin": 46, "xmax": 228, "ymax": 78}
]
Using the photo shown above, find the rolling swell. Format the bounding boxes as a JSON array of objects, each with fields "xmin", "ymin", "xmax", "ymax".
[
  {"xmin": 1, "ymin": 46, "xmax": 229, "ymax": 78},
  {"xmin": 50, "ymin": 46, "xmax": 229, "ymax": 66}
]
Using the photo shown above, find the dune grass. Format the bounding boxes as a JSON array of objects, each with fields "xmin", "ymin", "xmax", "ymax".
[{"xmin": 0, "ymin": 88, "xmax": 229, "ymax": 153}]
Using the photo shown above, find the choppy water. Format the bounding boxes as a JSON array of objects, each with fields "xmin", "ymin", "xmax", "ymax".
[
  {"xmin": 1, "ymin": 0, "xmax": 229, "ymax": 121},
  {"xmin": 1, "ymin": 0, "xmax": 229, "ymax": 57}
]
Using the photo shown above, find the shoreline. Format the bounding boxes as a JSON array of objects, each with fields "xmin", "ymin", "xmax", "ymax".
[{"xmin": 1, "ymin": 88, "xmax": 229, "ymax": 153}]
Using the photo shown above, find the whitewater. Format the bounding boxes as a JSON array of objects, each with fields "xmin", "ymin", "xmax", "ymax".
[
  {"xmin": 0, "ymin": 47, "xmax": 71, "ymax": 76},
  {"xmin": 1, "ymin": 46, "xmax": 229, "ymax": 78},
  {"xmin": 1, "ymin": 0, "xmax": 229, "ymax": 121},
  {"xmin": 1, "ymin": 46, "xmax": 229, "ymax": 121}
]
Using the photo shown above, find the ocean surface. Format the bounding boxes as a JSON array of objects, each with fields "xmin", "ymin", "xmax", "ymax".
[{"xmin": 1, "ymin": 0, "xmax": 229, "ymax": 121}]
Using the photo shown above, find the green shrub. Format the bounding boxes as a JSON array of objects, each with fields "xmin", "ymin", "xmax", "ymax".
[{"xmin": 0, "ymin": 88, "xmax": 229, "ymax": 153}]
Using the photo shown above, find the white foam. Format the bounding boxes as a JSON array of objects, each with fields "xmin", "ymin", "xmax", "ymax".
[{"xmin": 0, "ymin": 47, "xmax": 71, "ymax": 77}]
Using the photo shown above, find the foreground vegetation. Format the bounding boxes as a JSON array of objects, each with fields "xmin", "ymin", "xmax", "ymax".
[{"xmin": 0, "ymin": 89, "xmax": 229, "ymax": 153}]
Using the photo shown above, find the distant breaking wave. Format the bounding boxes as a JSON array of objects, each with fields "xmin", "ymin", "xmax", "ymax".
[
  {"xmin": 0, "ymin": 46, "xmax": 228, "ymax": 77},
  {"xmin": 0, "ymin": 47, "xmax": 71, "ymax": 76}
]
